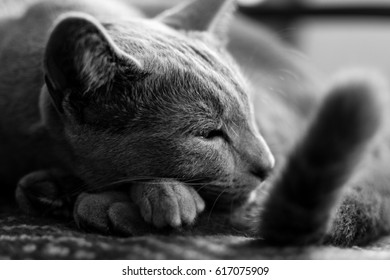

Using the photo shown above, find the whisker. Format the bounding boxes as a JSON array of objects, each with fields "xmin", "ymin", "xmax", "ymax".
[
  {"xmin": 23, "ymin": 174, "xmax": 231, "ymax": 219},
  {"xmin": 207, "ymin": 189, "xmax": 227, "ymax": 222},
  {"xmin": 192, "ymin": 180, "xmax": 229, "ymax": 193},
  {"xmin": 230, "ymin": 193, "xmax": 236, "ymax": 216},
  {"xmin": 192, "ymin": 184, "xmax": 210, "ymax": 194},
  {"xmin": 226, "ymin": 124, "xmax": 239, "ymax": 139}
]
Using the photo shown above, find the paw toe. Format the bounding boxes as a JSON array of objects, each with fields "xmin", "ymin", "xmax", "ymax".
[
  {"xmin": 162, "ymin": 203, "xmax": 181, "ymax": 228},
  {"xmin": 108, "ymin": 202, "xmax": 150, "ymax": 236},
  {"xmin": 138, "ymin": 198, "xmax": 153, "ymax": 224},
  {"xmin": 189, "ymin": 188, "xmax": 205, "ymax": 213},
  {"xmin": 74, "ymin": 193, "xmax": 111, "ymax": 234},
  {"xmin": 177, "ymin": 196, "xmax": 196, "ymax": 225}
]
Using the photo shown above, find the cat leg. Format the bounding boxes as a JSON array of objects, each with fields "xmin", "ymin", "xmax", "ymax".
[
  {"xmin": 130, "ymin": 179, "xmax": 205, "ymax": 228},
  {"xmin": 74, "ymin": 191, "xmax": 153, "ymax": 236},
  {"xmin": 16, "ymin": 169, "xmax": 82, "ymax": 218},
  {"xmin": 73, "ymin": 180, "xmax": 205, "ymax": 235}
]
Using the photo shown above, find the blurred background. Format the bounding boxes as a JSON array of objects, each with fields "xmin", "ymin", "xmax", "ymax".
[
  {"xmin": 238, "ymin": 0, "xmax": 390, "ymax": 78},
  {"xmin": 145, "ymin": 0, "xmax": 390, "ymax": 78}
]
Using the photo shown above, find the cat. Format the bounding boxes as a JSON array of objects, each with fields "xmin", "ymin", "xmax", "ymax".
[
  {"xmin": 0, "ymin": 0, "xmax": 275, "ymax": 233},
  {"xmin": 0, "ymin": 0, "xmax": 390, "ymax": 248}
]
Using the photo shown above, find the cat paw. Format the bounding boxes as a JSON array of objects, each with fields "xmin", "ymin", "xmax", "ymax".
[
  {"xmin": 324, "ymin": 192, "xmax": 382, "ymax": 247},
  {"xmin": 130, "ymin": 180, "xmax": 205, "ymax": 228},
  {"xmin": 74, "ymin": 191, "xmax": 152, "ymax": 236},
  {"xmin": 16, "ymin": 169, "xmax": 80, "ymax": 218}
]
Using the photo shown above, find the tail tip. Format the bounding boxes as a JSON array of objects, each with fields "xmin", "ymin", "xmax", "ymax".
[{"xmin": 324, "ymin": 69, "xmax": 387, "ymax": 142}]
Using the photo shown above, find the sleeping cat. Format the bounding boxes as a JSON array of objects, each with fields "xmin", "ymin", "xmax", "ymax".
[{"xmin": 0, "ymin": 0, "xmax": 389, "ymax": 247}]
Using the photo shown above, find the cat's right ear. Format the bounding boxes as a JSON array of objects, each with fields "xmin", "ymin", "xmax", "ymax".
[
  {"xmin": 44, "ymin": 12, "xmax": 143, "ymax": 114},
  {"xmin": 157, "ymin": 0, "xmax": 235, "ymax": 44}
]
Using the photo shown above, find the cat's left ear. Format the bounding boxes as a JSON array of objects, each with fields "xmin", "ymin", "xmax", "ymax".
[
  {"xmin": 44, "ymin": 12, "xmax": 143, "ymax": 115},
  {"xmin": 156, "ymin": 0, "xmax": 235, "ymax": 43}
]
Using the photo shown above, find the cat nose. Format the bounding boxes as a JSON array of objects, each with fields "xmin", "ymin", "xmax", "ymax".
[
  {"xmin": 245, "ymin": 133, "xmax": 275, "ymax": 181},
  {"xmin": 250, "ymin": 151, "xmax": 275, "ymax": 180},
  {"xmin": 237, "ymin": 130, "xmax": 275, "ymax": 181}
]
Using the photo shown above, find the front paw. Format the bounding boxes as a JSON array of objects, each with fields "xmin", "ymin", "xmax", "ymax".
[
  {"xmin": 74, "ymin": 191, "xmax": 151, "ymax": 236},
  {"xmin": 131, "ymin": 180, "xmax": 205, "ymax": 228},
  {"xmin": 16, "ymin": 169, "xmax": 80, "ymax": 218}
]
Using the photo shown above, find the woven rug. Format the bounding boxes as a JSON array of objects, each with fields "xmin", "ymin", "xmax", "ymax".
[{"xmin": 1, "ymin": 211, "xmax": 390, "ymax": 259}]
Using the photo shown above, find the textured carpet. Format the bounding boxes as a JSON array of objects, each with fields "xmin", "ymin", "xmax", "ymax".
[{"xmin": 1, "ymin": 212, "xmax": 390, "ymax": 259}]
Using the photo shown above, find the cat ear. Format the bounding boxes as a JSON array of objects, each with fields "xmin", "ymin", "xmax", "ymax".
[
  {"xmin": 156, "ymin": 0, "xmax": 235, "ymax": 43},
  {"xmin": 44, "ymin": 12, "xmax": 143, "ymax": 113}
]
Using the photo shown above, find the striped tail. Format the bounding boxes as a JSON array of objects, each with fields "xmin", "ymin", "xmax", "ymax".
[{"xmin": 258, "ymin": 72, "xmax": 385, "ymax": 245}]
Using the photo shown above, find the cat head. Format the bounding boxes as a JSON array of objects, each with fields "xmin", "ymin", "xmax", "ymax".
[{"xmin": 41, "ymin": 0, "xmax": 275, "ymax": 210}]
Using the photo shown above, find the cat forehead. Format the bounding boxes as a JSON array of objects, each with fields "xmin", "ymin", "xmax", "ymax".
[
  {"xmin": 109, "ymin": 21, "xmax": 247, "ymax": 97},
  {"xmin": 105, "ymin": 20, "xmax": 233, "ymax": 74},
  {"xmin": 105, "ymin": 19, "xmax": 211, "ymax": 52}
]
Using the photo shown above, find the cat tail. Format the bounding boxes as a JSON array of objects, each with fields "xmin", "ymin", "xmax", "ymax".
[{"xmin": 258, "ymin": 72, "xmax": 385, "ymax": 245}]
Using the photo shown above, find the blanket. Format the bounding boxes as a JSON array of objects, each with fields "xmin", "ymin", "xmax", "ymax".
[{"xmin": 1, "ymin": 212, "xmax": 390, "ymax": 259}]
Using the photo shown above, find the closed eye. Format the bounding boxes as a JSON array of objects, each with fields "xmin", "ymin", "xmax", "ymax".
[
  {"xmin": 199, "ymin": 129, "xmax": 229, "ymax": 142},
  {"xmin": 204, "ymin": 129, "xmax": 224, "ymax": 139}
]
